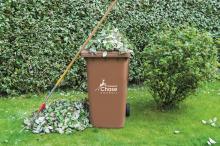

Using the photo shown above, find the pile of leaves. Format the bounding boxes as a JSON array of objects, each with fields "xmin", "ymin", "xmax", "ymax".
[{"xmin": 23, "ymin": 99, "xmax": 91, "ymax": 134}]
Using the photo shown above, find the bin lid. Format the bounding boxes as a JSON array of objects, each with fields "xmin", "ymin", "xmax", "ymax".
[{"xmin": 80, "ymin": 50, "xmax": 131, "ymax": 58}]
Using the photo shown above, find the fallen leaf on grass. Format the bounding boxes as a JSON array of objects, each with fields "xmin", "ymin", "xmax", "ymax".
[
  {"xmin": 207, "ymin": 137, "xmax": 216, "ymax": 145},
  {"xmin": 201, "ymin": 117, "xmax": 218, "ymax": 128},
  {"xmin": 202, "ymin": 120, "xmax": 207, "ymax": 124},
  {"xmin": 174, "ymin": 130, "xmax": 180, "ymax": 134}
]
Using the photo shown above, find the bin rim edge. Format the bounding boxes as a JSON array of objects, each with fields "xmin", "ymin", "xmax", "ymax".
[{"xmin": 80, "ymin": 50, "xmax": 131, "ymax": 58}]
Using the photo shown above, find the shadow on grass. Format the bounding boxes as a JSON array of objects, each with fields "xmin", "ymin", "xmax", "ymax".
[
  {"xmin": 132, "ymin": 96, "xmax": 188, "ymax": 113},
  {"xmin": 129, "ymin": 95, "xmax": 190, "ymax": 125}
]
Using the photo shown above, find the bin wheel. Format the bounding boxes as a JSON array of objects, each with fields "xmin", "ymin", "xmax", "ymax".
[{"xmin": 126, "ymin": 103, "xmax": 130, "ymax": 117}]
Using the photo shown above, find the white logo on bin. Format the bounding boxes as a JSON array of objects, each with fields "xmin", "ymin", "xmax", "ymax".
[{"xmin": 95, "ymin": 80, "xmax": 118, "ymax": 94}]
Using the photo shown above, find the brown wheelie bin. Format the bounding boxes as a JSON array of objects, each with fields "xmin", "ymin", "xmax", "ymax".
[{"xmin": 81, "ymin": 50, "xmax": 130, "ymax": 128}]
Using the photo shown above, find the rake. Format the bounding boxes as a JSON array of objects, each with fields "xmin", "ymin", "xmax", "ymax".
[{"xmin": 38, "ymin": 0, "xmax": 118, "ymax": 112}]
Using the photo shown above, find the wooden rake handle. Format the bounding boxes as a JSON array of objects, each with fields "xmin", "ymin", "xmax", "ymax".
[{"xmin": 45, "ymin": 0, "xmax": 118, "ymax": 102}]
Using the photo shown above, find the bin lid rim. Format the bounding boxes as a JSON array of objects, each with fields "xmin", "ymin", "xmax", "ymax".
[{"xmin": 80, "ymin": 50, "xmax": 131, "ymax": 58}]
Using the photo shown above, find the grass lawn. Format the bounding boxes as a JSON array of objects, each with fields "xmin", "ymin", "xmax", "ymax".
[{"xmin": 0, "ymin": 80, "xmax": 220, "ymax": 146}]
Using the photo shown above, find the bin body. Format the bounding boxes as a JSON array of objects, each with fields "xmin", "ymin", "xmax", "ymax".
[{"xmin": 81, "ymin": 50, "xmax": 130, "ymax": 128}]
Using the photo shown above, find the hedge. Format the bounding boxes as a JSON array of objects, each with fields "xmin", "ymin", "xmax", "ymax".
[
  {"xmin": 0, "ymin": 0, "xmax": 219, "ymax": 95},
  {"xmin": 143, "ymin": 26, "xmax": 217, "ymax": 109}
]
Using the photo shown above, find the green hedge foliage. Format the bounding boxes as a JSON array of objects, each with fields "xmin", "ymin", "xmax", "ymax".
[{"xmin": 1, "ymin": 0, "xmax": 219, "ymax": 95}]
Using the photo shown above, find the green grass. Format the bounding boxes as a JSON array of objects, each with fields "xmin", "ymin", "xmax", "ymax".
[{"xmin": 0, "ymin": 81, "xmax": 220, "ymax": 146}]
